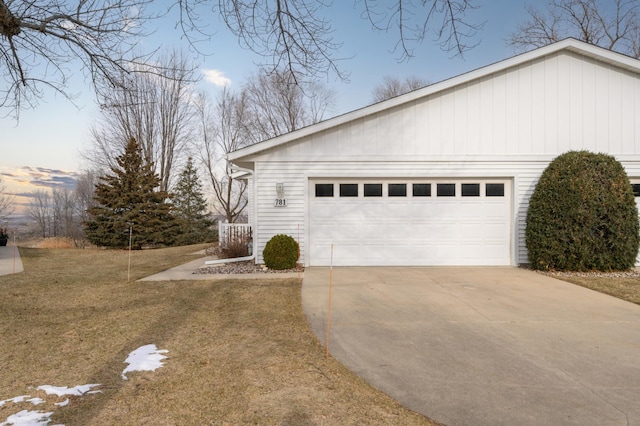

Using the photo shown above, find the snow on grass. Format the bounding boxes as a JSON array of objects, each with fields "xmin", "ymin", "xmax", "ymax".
[
  {"xmin": 0, "ymin": 396, "xmax": 30, "ymax": 406},
  {"xmin": 121, "ymin": 344, "xmax": 169, "ymax": 380},
  {"xmin": 2, "ymin": 344, "xmax": 168, "ymax": 425},
  {"xmin": 0, "ymin": 409, "xmax": 54, "ymax": 426},
  {"xmin": 36, "ymin": 384, "xmax": 101, "ymax": 397},
  {"xmin": 0, "ymin": 396, "xmax": 43, "ymax": 407},
  {"xmin": 54, "ymin": 399, "xmax": 69, "ymax": 407}
]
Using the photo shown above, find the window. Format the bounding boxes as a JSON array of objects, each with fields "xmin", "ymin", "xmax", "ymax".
[
  {"xmin": 461, "ymin": 183, "xmax": 480, "ymax": 197},
  {"xmin": 632, "ymin": 184, "xmax": 640, "ymax": 197},
  {"xmin": 315, "ymin": 183, "xmax": 334, "ymax": 197},
  {"xmin": 364, "ymin": 183, "xmax": 383, "ymax": 197},
  {"xmin": 486, "ymin": 183, "xmax": 505, "ymax": 197},
  {"xmin": 413, "ymin": 183, "xmax": 431, "ymax": 197},
  {"xmin": 388, "ymin": 183, "xmax": 407, "ymax": 197},
  {"xmin": 340, "ymin": 183, "xmax": 358, "ymax": 197},
  {"xmin": 437, "ymin": 183, "xmax": 456, "ymax": 197}
]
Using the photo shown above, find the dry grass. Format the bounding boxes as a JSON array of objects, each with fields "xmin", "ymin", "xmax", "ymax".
[
  {"xmin": 550, "ymin": 273, "xmax": 640, "ymax": 305},
  {"xmin": 0, "ymin": 245, "xmax": 437, "ymax": 425},
  {"xmin": 35, "ymin": 237, "xmax": 76, "ymax": 249}
]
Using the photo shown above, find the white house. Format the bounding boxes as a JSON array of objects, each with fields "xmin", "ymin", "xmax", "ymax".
[{"xmin": 228, "ymin": 38, "xmax": 640, "ymax": 267}]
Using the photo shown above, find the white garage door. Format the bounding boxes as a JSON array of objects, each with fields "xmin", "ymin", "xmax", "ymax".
[{"xmin": 309, "ymin": 179, "xmax": 512, "ymax": 266}]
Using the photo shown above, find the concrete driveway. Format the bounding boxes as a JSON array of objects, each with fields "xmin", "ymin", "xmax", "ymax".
[
  {"xmin": 0, "ymin": 245, "xmax": 23, "ymax": 276},
  {"xmin": 302, "ymin": 267, "xmax": 640, "ymax": 426}
]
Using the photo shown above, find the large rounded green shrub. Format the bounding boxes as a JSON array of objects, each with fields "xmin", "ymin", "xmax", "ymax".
[
  {"xmin": 526, "ymin": 150, "xmax": 639, "ymax": 271},
  {"xmin": 263, "ymin": 234, "xmax": 299, "ymax": 270}
]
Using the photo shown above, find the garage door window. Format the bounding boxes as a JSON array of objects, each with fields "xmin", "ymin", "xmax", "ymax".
[
  {"xmin": 632, "ymin": 184, "xmax": 640, "ymax": 197},
  {"xmin": 413, "ymin": 184, "xmax": 431, "ymax": 197},
  {"xmin": 364, "ymin": 183, "xmax": 383, "ymax": 197},
  {"xmin": 340, "ymin": 184, "xmax": 358, "ymax": 197},
  {"xmin": 437, "ymin": 183, "xmax": 456, "ymax": 197},
  {"xmin": 388, "ymin": 183, "xmax": 407, "ymax": 197},
  {"xmin": 461, "ymin": 183, "xmax": 480, "ymax": 197},
  {"xmin": 486, "ymin": 183, "xmax": 505, "ymax": 197},
  {"xmin": 315, "ymin": 184, "xmax": 334, "ymax": 197}
]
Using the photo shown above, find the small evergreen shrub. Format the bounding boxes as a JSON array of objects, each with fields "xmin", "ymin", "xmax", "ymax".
[
  {"xmin": 263, "ymin": 234, "xmax": 299, "ymax": 270},
  {"xmin": 526, "ymin": 150, "xmax": 639, "ymax": 271}
]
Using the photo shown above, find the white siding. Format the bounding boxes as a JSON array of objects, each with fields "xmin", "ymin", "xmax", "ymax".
[{"xmin": 250, "ymin": 51, "xmax": 640, "ymax": 164}]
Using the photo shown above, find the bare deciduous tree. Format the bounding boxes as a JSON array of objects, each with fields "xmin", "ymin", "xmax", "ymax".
[
  {"xmin": 198, "ymin": 69, "xmax": 334, "ymax": 223},
  {"xmin": 0, "ymin": 177, "xmax": 14, "ymax": 224},
  {"xmin": 52, "ymin": 187, "xmax": 81, "ymax": 241},
  {"xmin": 26, "ymin": 190, "xmax": 51, "ymax": 238},
  {"xmin": 197, "ymin": 89, "xmax": 251, "ymax": 223},
  {"xmin": 86, "ymin": 50, "xmax": 197, "ymax": 192},
  {"xmin": 74, "ymin": 170, "xmax": 99, "ymax": 225},
  {"xmin": 509, "ymin": 0, "xmax": 640, "ymax": 57},
  {"xmin": 244, "ymin": 70, "xmax": 334, "ymax": 142},
  {"xmin": 2, "ymin": 0, "xmax": 481, "ymax": 118},
  {"xmin": 372, "ymin": 75, "xmax": 430, "ymax": 103}
]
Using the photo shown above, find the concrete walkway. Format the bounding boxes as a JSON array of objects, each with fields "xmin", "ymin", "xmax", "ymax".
[
  {"xmin": 0, "ymin": 245, "xmax": 23, "ymax": 276},
  {"xmin": 302, "ymin": 267, "xmax": 640, "ymax": 426},
  {"xmin": 138, "ymin": 255, "xmax": 302, "ymax": 281}
]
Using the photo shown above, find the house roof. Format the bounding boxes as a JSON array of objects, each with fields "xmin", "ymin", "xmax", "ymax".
[{"xmin": 228, "ymin": 38, "xmax": 640, "ymax": 163}]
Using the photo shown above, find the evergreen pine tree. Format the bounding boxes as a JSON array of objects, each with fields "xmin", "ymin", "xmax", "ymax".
[
  {"xmin": 84, "ymin": 137, "xmax": 179, "ymax": 248},
  {"xmin": 173, "ymin": 157, "xmax": 215, "ymax": 245}
]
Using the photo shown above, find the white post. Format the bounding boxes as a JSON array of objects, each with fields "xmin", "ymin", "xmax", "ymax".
[
  {"xmin": 127, "ymin": 226, "xmax": 133, "ymax": 282},
  {"xmin": 12, "ymin": 229, "xmax": 16, "ymax": 274}
]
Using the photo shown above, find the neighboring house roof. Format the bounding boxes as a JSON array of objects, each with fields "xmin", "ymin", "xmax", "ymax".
[{"xmin": 228, "ymin": 38, "xmax": 640, "ymax": 167}]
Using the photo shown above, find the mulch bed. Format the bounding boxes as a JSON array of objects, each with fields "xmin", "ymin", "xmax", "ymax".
[
  {"xmin": 537, "ymin": 269, "xmax": 640, "ymax": 278},
  {"xmin": 194, "ymin": 260, "xmax": 303, "ymax": 275}
]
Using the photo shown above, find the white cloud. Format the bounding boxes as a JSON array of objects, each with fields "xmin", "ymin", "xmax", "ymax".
[{"xmin": 202, "ymin": 69, "xmax": 232, "ymax": 87}]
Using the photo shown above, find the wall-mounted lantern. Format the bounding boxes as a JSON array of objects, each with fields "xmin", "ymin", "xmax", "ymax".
[{"xmin": 274, "ymin": 183, "xmax": 287, "ymax": 207}]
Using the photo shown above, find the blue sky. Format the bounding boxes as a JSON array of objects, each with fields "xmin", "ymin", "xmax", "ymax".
[{"xmin": 0, "ymin": 0, "xmax": 529, "ymax": 210}]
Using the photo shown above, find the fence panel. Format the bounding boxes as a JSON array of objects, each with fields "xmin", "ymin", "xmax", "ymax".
[{"xmin": 218, "ymin": 222, "xmax": 252, "ymax": 246}]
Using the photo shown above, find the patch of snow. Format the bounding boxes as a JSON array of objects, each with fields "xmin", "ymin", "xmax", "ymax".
[
  {"xmin": 0, "ymin": 409, "xmax": 53, "ymax": 426},
  {"xmin": 0, "ymin": 396, "xmax": 30, "ymax": 407},
  {"xmin": 36, "ymin": 384, "xmax": 101, "ymax": 397},
  {"xmin": 26, "ymin": 398, "xmax": 44, "ymax": 406},
  {"xmin": 54, "ymin": 399, "xmax": 69, "ymax": 407},
  {"xmin": 121, "ymin": 344, "xmax": 169, "ymax": 380}
]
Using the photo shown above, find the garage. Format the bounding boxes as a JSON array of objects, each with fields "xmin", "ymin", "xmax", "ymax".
[
  {"xmin": 308, "ymin": 179, "xmax": 512, "ymax": 266},
  {"xmin": 228, "ymin": 40, "xmax": 640, "ymax": 267}
]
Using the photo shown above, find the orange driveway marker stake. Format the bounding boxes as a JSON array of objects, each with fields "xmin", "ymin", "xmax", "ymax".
[
  {"xmin": 325, "ymin": 244, "xmax": 334, "ymax": 359},
  {"xmin": 297, "ymin": 223, "xmax": 301, "ymax": 278}
]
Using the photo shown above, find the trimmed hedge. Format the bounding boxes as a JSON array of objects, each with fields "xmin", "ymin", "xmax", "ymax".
[
  {"xmin": 526, "ymin": 150, "xmax": 639, "ymax": 271},
  {"xmin": 263, "ymin": 234, "xmax": 299, "ymax": 270}
]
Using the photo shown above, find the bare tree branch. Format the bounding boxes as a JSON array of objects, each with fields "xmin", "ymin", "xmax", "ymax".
[
  {"xmin": 509, "ymin": 0, "xmax": 640, "ymax": 58},
  {"xmin": 2, "ymin": 0, "xmax": 482, "ymax": 118},
  {"xmin": 361, "ymin": 0, "xmax": 484, "ymax": 60},
  {"xmin": 371, "ymin": 74, "xmax": 429, "ymax": 103},
  {"xmin": 0, "ymin": 0, "xmax": 162, "ymax": 118}
]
